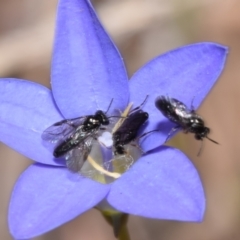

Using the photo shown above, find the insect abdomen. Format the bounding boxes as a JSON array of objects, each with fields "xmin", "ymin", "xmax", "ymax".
[{"xmin": 54, "ymin": 139, "xmax": 80, "ymax": 157}]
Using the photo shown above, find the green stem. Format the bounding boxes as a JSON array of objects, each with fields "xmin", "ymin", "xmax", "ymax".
[
  {"xmin": 102, "ymin": 212, "xmax": 131, "ymax": 240},
  {"xmin": 117, "ymin": 216, "xmax": 130, "ymax": 240}
]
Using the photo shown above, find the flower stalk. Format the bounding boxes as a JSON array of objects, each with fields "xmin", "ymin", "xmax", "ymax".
[{"xmin": 102, "ymin": 212, "xmax": 130, "ymax": 240}]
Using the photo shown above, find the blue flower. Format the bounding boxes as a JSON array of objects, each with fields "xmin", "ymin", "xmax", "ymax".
[{"xmin": 0, "ymin": 0, "xmax": 227, "ymax": 239}]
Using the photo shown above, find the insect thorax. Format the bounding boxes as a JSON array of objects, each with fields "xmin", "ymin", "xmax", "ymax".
[{"xmin": 95, "ymin": 110, "xmax": 109, "ymax": 125}]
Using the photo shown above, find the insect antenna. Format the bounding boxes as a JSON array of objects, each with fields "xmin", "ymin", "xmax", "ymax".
[
  {"xmin": 206, "ymin": 136, "xmax": 219, "ymax": 145},
  {"xmin": 105, "ymin": 98, "xmax": 114, "ymax": 114},
  {"xmin": 190, "ymin": 96, "xmax": 196, "ymax": 112},
  {"xmin": 137, "ymin": 129, "xmax": 158, "ymax": 140},
  {"xmin": 130, "ymin": 95, "xmax": 149, "ymax": 113}
]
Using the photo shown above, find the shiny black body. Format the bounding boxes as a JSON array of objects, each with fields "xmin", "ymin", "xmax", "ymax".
[
  {"xmin": 155, "ymin": 96, "xmax": 214, "ymax": 142},
  {"xmin": 42, "ymin": 110, "xmax": 110, "ymax": 172},
  {"xmin": 42, "ymin": 110, "xmax": 109, "ymax": 164},
  {"xmin": 113, "ymin": 110, "xmax": 149, "ymax": 155},
  {"xmin": 53, "ymin": 111, "xmax": 109, "ymax": 157}
]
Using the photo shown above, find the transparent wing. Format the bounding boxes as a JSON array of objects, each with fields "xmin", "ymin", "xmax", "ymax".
[
  {"xmin": 42, "ymin": 117, "xmax": 85, "ymax": 143},
  {"xmin": 81, "ymin": 151, "xmax": 134, "ymax": 181},
  {"xmin": 103, "ymin": 154, "xmax": 134, "ymax": 172},
  {"xmin": 65, "ymin": 137, "xmax": 93, "ymax": 173},
  {"xmin": 80, "ymin": 168, "xmax": 102, "ymax": 180}
]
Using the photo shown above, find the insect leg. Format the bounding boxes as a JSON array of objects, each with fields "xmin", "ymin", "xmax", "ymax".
[
  {"xmin": 128, "ymin": 130, "xmax": 158, "ymax": 155},
  {"xmin": 166, "ymin": 126, "xmax": 181, "ymax": 142},
  {"xmin": 134, "ymin": 129, "xmax": 158, "ymax": 142},
  {"xmin": 129, "ymin": 142, "xmax": 145, "ymax": 154},
  {"xmin": 197, "ymin": 140, "xmax": 204, "ymax": 157}
]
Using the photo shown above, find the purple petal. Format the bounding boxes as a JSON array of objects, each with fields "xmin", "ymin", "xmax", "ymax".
[
  {"xmin": 9, "ymin": 164, "xmax": 110, "ymax": 239},
  {"xmin": 51, "ymin": 0, "xmax": 129, "ymax": 118},
  {"xmin": 129, "ymin": 42, "xmax": 228, "ymax": 151},
  {"xmin": 108, "ymin": 146, "xmax": 205, "ymax": 221},
  {"xmin": 0, "ymin": 79, "xmax": 64, "ymax": 165}
]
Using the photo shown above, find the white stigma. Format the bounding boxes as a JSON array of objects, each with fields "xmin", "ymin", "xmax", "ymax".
[{"xmin": 98, "ymin": 131, "xmax": 113, "ymax": 148}]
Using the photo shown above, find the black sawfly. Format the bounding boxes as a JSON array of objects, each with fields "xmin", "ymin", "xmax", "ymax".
[
  {"xmin": 113, "ymin": 96, "xmax": 149, "ymax": 155},
  {"xmin": 155, "ymin": 96, "xmax": 218, "ymax": 155},
  {"xmin": 42, "ymin": 102, "xmax": 114, "ymax": 173}
]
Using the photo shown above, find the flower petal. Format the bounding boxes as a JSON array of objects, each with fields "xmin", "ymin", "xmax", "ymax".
[
  {"xmin": 9, "ymin": 164, "xmax": 110, "ymax": 239},
  {"xmin": 51, "ymin": 0, "xmax": 129, "ymax": 118},
  {"xmin": 129, "ymin": 42, "xmax": 228, "ymax": 151},
  {"xmin": 0, "ymin": 79, "xmax": 63, "ymax": 165},
  {"xmin": 108, "ymin": 146, "xmax": 205, "ymax": 221}
]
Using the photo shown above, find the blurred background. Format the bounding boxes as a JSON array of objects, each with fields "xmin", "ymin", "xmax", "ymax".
[{"xmin": 1, "ymin": 0, "xmax": 240, "ymax": 239}]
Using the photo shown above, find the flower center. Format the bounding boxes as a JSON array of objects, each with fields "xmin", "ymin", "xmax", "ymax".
[{"xmin": 79, "ymin": 103, "xmax": 143, "ymax": 184}]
